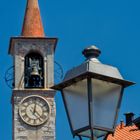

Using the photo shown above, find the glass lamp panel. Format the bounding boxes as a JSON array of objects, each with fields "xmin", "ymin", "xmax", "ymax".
[
  {"xmin": 93, "ymin": 129, "xmax": 107, "ymax": 138},
  {"xmin": 79, "ymin": 129, "xmax": 91, "ymax": 137},
  {"xmin": 63, "ymin": 79, "xmax": 89, "ymax": 131},
  {"xmin": 92, "ymin": 79, "xmax": 122, "ymax": 129},
  {"xmin": 79, "ymin": 129, "xmax": 107, "ymax": 138}
]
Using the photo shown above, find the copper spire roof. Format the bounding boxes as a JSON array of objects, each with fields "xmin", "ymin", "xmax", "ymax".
[{"xmin": 21, "ymin": 0, "xmax": 45, "ymax": 37}]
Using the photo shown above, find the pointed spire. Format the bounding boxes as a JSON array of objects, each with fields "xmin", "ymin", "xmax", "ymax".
[{"xmin": 21, "ymin": 0, "xmax": 45, "ymax": 37}]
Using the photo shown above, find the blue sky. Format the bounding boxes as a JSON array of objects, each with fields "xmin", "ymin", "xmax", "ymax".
[{"xmin": 0, "ymin": 0, "xmax": 140, "ymax": 140}]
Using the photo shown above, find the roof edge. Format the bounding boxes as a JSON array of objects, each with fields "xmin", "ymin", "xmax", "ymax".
[{"xmin": 8, "ymin": 37, "xmax": 58, "ymax": 55}]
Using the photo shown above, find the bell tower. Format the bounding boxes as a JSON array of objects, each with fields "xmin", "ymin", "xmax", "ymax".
[{"xmin": 9, "ymin": 0, "xmax": 57, "ymax": 139}]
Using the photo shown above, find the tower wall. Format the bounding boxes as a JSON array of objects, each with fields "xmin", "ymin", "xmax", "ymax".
[
  {"xmin": 9, "ymin": 38, "xmax": 57, "ymax": 89},
  {"xmin": 12, "ymin": 90, "xmax": 56, "ymax": 140},
  {"xmin": 9, "ymin": 38, "xmax": 57, "ymax": 140}
]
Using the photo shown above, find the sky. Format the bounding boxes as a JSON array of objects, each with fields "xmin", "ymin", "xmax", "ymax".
[{"xmin": 0, "ymin": 0, "xmax": 140, "ymax": 140}]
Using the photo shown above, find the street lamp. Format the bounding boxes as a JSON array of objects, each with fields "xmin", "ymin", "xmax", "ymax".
[{"xmin": 52, "ymin": 46, "xmax": 135, "ymax": 140}]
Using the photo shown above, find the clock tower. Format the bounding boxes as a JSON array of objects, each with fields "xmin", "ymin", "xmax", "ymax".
[{"xmin": 9, "ymin": 0, "xmax": 57, "ymax": 140}]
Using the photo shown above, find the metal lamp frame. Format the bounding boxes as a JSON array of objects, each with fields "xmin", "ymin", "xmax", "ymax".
[{"xmin": 52, "ymin": 72, "xmax": 134, "ymax": 140}]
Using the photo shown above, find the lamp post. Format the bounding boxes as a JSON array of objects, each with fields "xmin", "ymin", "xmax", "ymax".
[{"xmin": 52, "ymin": 46, "xmax": 135, "ymax": 140}]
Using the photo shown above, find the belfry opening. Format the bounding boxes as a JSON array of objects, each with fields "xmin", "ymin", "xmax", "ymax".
[{"xmin": 24, "ymin": 52, "xmax": 44, "ymax": 88}]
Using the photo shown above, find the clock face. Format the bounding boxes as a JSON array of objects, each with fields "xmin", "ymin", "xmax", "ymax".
[{"xmin": 19, "ymin": 95, "xmax": 50, "ymax": 126}]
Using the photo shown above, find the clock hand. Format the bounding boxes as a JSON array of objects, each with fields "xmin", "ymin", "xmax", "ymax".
[
  {"xmin": 30, "ymin": 105, "xmax": 36, "ymax": 114},
  {"xmin": 34, "ymin": 111, "xmax": 42, "ymax": 119},
  {"xmin": 36, "ymin": 110, "xmax": 41, "ymax": 117},
  {"xmin": 33, "ymin": 98, "xmax": 37, "ymax": 113},
  {"xmin": 33, "ymin": 103, "xmax": 36, "ymax": 114},
  {"xmin": 30, "ymin": 108, "xmax": 34, "ymax": 114}
]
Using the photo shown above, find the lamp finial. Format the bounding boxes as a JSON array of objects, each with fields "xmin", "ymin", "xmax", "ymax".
[{"xmin": 82, "ymin": 45, "xmax": 101, "ymax": 59}]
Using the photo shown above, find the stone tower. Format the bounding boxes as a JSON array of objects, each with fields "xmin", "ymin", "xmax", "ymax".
[{"xmin": 9, "ymin": 0, "xmax": 57, "ymax": 139}]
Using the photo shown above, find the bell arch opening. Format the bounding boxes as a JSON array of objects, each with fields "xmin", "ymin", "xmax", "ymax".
[{"xmin": 24, "ymin": 52, "xmax": 44, "ymax": 88}]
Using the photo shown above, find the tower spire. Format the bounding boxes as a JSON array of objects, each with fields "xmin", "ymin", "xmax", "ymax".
[{"xmin": 21, "ymin": 0, "xmax": 45, "ymax": 37}]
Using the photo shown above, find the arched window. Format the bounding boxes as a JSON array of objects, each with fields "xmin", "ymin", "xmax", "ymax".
[{"xmin": 24, "ymin": 52, "xmax": 44, "ymax": 88}]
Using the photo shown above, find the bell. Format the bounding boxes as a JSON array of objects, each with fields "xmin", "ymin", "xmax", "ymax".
[{"xmin": 30, "ymin": 65, "xmax": 40, "ymax": 76}]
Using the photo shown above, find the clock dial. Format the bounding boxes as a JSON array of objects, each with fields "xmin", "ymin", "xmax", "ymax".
[{"xmin": 19, "ymin": 95, "xmax": 50, "ymax": 126}]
